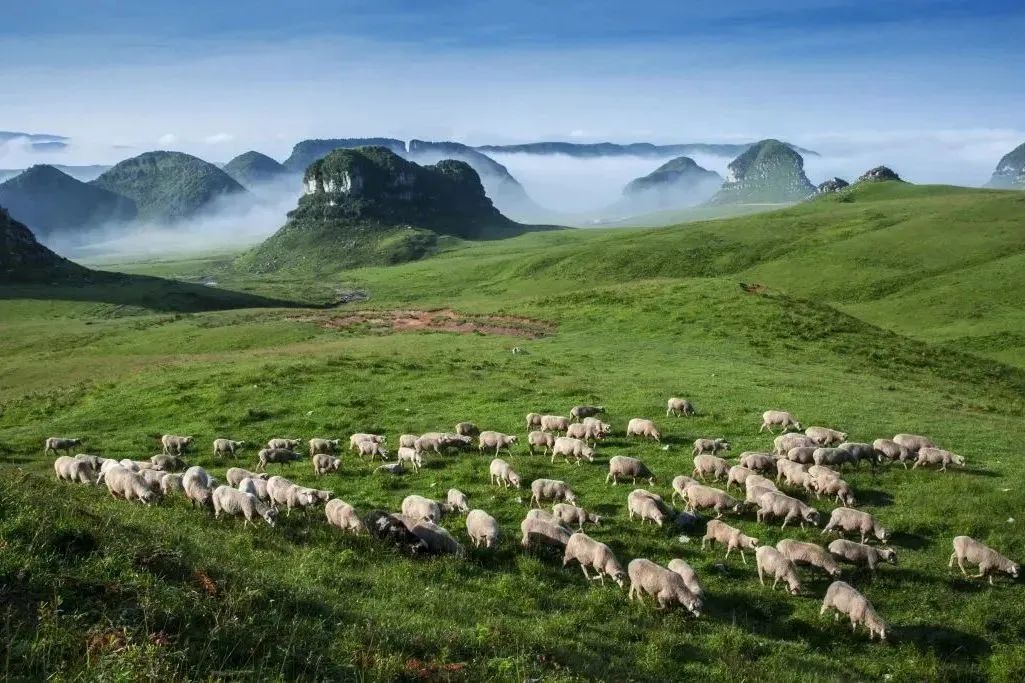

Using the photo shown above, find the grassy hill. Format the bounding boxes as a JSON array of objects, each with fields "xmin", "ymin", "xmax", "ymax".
[{"xmin": 1, "ymin": 181, "xmax": 1023, "ymax": 680}]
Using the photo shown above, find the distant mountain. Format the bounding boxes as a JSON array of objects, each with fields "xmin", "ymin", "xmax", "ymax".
[
  {"xmin": 91, "ymin": 151, "xmax": 246, "ymax": 222},
  {"xmin": 0, "ymin": 165, "xmax": 137, "ymax": 237},
  {"xmin": 619, "ymin": 156, "xmax": 722, "ymax": 212},
  {"xmin": 282, "ymin": 138, "xmax": 406, "ymax": 173},
  {"xmin": 0, "ymin": 165, "xmax": 111, "ymax": 184},
  {"xmin": 0, "ymin": 205, "xmax": 89, "ymax": 282},
  {"xmin": 707, "ymin": 139, "xmax": 815, "ymax": 205},
  {"xmin": 476, "ymin": 140, "xmax": 819, "ymax": 158},
  {"xmin": 0, "ymin": 130, "xmax": 69, "ymax": 152},
  {"xmin": 986, "ymin": 142, "xmax": 1025, "ymax": 189},
  {"xmin": 223, "ymin": 151, "xmax": 289, "ymax": 187}
]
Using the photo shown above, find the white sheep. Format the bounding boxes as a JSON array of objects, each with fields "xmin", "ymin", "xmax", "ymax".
[
  {"xmin": 44, "ymin": 437, "xmax": 82, "ymax": 456},
  {"xmin": 408, "ymin": 521, "xmax": 465, "ymax": 556},
  {"xmin": 527, "ymin": 430, "xmax": 555, "ymax": 455},
  {"xmin": 667, "ymin": 559, "xmax": 703, "ymax": 598},
  {"xmin": 402, "ymin": 494, "xmax": 443, "ymax": 523},
  {"xmin": 478, "ymin": 431, "xmax": 518, "ymax": 456},
  {"xmin": 226, "ymin": 467, "xmax": 268, "ymax": 486},
  {"xmin": 813, "ymin": 447, "xmax": 856, "ymax": 469},
  {"xmin": 837, "ymin": 442, "xmax": 877, "ymax": 468},
  {"xmin": 355, "ymin": 440, "xmax": 389, "ymax": 461},
  {"xmin": 447, "ymin": 488, "xmax": 470, "ymax": 513},
  {"xmin": 529, "ymin": 479, "xmax": 577, "ymax": 507},
  {"xmin": 212, "ymin": 485, "xmax": 277, "ymax": 527},
  {"xmin": 726, "ymin": 465, "xmax": 756, "ymax": 491},
  {"xmin": 805, "ymin": 426, "xmax": 847, "ymax": 446},
  {"xmin": 308, "ymin": 438, "xmax": 340, "ymax": 455},
  {"xmin": 627, "ymin": 489, "xmax": 672, "ymax": 526},
  {"xmin": 257, "ymin": 447, "xmax": 302, "ymax": 470},
  {"xmin": 626, "ymin": 418, "xmax": 661, "ymax": 442},
  {"xmin": 949, "ymin": 536, "xmax": 1019, "ymax": 585},
  {"xmin": 455, "ymin": 422, "xmax": 480, "ymax": 437},
  {"xmin": 627, "ymin": 559, "xmax": 702, "ymax": 615},
  {"xmin": 311, "ymin": 453, "xmax": 341, "ymax": 475},
  {"xmin": 692, "ymin": 438, "xmax": 730, "ymax": 456},
  {"xmin": 349, "ymin": 433, "xmax": 385, "ymax": 450},
  {"xmin": 213, "ymin": 438, "xmax": 246, "ymax": 457},
  {"xmin": 520, "ymin": 516, "xmax": 572, "ymax": 549},
  {"xmin": 399, "ymin": 434, "xmax": 418, "ymax": 449},
  {"xmin": 913, "ymin": 447, "xmax": 965, "ymax": 472},
  {"xmin": 671, "ymin": 475, "xmax": 700, "ymax": 503},
  {"xmin": 666, "ymin": 397, "xmax": 695, "ymax": 417},
  {"xmin": 53, "ymin": 455, "xmax": 99, "ymax": 484},
  {"xmin": 760, "ymin": 410, "xmax": 802, "ymax": 433},
  {"xmin": 738, "ymin": 452, "xmax": 778, "ymax": 473},
  {"xmin": 396, "ymin": 446, "xmax": 423, "ymax": 472},
  {"xmin": 415, "ymin": 432, "xmax": 471, "ymax": 454},
  {"xmin": 160, "ymin": 473, "xmax": 184, "ymax": 496},
  {"xmin": 829, "ymin": 539, "xmax": 897, "ymax": 574},
  {"xmin": 489, "ymin": 458, "xmax": 521, "ymax": 488},
  {"xmin": 756, "ymin": 491, "xmax": 820, "ymax": 529},
  {"xmin": 775, "ymin": 459, "xmax": 808, "ymax": 486},
  {"xmin": 570, "ymin": 405, "xmax": 605, "ymax": 421},
  {"xmin": 756, "ymin": 546, "xmax": 802, "ymax": 595},
  {"xmin": 785, "ymin": 446, "xmax": 818, "ymax": 464},
  {"xmin": 814, "ymin": 475, "xmax": 857, "ymax": 506},
  {"xmin": 553, "ymin": 503, "xmax": 602, "ymax": 530},
  {"xmin": 149, "ymin": 454, "xmax": 185, "ymax": 472},
  {"xmin": 466, "ymin": 509, "xmax": 500, "ymax": 548},
  {"xmin": 139, "ymin": 468, "xmax": 166, "ymax": 492},
  {"xmin": 820, "ymin": 581, "xmax": 887, "ymax": 641},
  {"xmin": 325, "ymin": 499, "xmax": 365, "ymax": 534},
  {"xmin": 684, "ymin": 484, "xmax": 743, "ymax": 518},
  {"xmin": 774, "ymin": 432, "xmax": 816, "ymax": 455},
  {"xmin": 692, "ymin": 454, "xmax": 730, "ymax": 482},
  {"xmin": 525, "ymin": 412, "xmax": 542, "ymax": 429},
  {"xmin": 872, "ymin": 438, "xmax": 912, "ymax": 468},
  {"xmin": 702, "ymin": 519, "xmax": 760, "ymax": 564},
  {"xmin": 777, "ymin": 538, "xmax": 842, "ymax": 578},
  {"xmin": 606, "ymin": 455, "xmax": 655, "ymax": 485},
  {"xmin": 745, "ymin": 474, "xmax": 778, "ymax": 494},
  {"xmin": 822, "ymin": 507, "xmax": 888, "ymax": 543},
  {"xmin": 182, "ymin": 465, "xmax": 217, "ymax": 509},
  {"xmin": 551, "ymin": 436, "xmax": 594, "ymax": 465},
  {"xmin": 73, "ymin": 453, "xmax": 104, "ymax": 470},
  {"xmin": 161, "ymin": 434, "xmax": 194, "ymax": 455},
  {"xmin": 238, "ymin": 476, "xmax": 270, "ymax": 502},
  {"xmin": 540, "ymin": 415, "xmax": 571, "ymax": 433},
  {"xmin": 892, "ymin": 433, "xmax": 936, "ymax": 454},
  {"xmin": 565, "ymin": 422, "xmax": 606, "ymax": 444},
  {"xmin": 104, "ymin": 465, "xmax": 160, "ymax": 505},
  {"xmin": 563, "ymin": 532, "xmax": 626, "ymax": 587}
]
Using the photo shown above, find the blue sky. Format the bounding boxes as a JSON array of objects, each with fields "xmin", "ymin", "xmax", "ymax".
[{"xmin": 1, "ymin": 0, "xmax": 1023, "ymax": 184}]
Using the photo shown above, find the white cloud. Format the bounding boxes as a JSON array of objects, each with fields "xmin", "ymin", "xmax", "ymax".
[
  {"xmin": 157, "ymin": 133, "xmax": 177, "ymax": 145},
  {"xmin": 203, "ymin": 132, "xmax": 234, "ymax": 144}
]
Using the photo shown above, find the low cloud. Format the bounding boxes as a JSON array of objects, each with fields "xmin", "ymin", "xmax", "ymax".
[
  {"xmin": 204, "ymin": 132, "xmax": 235, "ymax": 145},
  {"xmin": 157, "ymin": 133, "xmax": 177, "ymax": 146}
]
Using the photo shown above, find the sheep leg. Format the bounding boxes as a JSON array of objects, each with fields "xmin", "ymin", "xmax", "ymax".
[
  {"xmin": 948, "ymin": 552, "xmax": 956, "ymax": 569},
  {"xmin": 579, "ymin": 565, "xmax": 591, "ymax": 581}
]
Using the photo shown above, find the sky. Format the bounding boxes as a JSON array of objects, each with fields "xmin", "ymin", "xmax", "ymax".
[{"xmin": 1, "ymin": 0, "xmax": 1024, "ymax": 187}]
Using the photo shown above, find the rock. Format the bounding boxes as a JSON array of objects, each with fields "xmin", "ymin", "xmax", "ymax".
[
  {"xmin": 986, "ymin": 141, "xmax": 1025, "ymax": 189},
  {"xmin": 856, "ymin": 166, "xmax": 902, "ymax": 183},
  {"xmin": 816, "ymin": 177, "xmax": 850, "ymax": 194},
  {"xmin": 707, "ymin": 139, "xmax": 816, "ymax": 205}
]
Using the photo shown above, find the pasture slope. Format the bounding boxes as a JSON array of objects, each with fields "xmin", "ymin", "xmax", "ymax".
[{"xmin": 1, "ymin": 181, "xmax": 1024, "ymax": 681}]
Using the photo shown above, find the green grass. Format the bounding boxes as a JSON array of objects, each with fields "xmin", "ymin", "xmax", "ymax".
[{"xmin": 1, "ymin": 181, "xmax": 1024, "ymax": 680}]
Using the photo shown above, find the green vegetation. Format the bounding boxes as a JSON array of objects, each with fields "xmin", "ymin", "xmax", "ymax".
[
  {"xmin": 708, "ymin": 139, "xmax": 815, "ymax": 205},
  {"xmin": 222, "ymin": 151, "xmax": 290, "ymax": 187},
  {"xmin": 1, "ymin": 181, "xmax": 1024, "ymax": 680},
  {"xmin": 282, "ymin": 138, "xmax": 407, "ymax": 173}
]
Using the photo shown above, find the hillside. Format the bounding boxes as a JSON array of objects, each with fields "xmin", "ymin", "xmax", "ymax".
[
  {"xmin": 986, "ymin": 141, "xmax": 1025, "ymax": 189},
  {"xmin": 91, "ymin": 151, "xmax": 247, "ymax": 222},
  {"xmin": 0, "ymin": 165, "xmax": 137, "ymax": 237},
  {"xmin": 707, "ymin": 139, "xmax": 815, "ymax": 205},
  {"xmin": 477, "ymin": 140, "xmax": 819, "ymax": 157},
  {"xmin": 0, "ymin": 205, "xmax": 90, "ymax": 281},
  {"xmin": 282, "ymin": 138, "xmax": 406, "ymax": 173},
  {"xmin": 619, "ymin": 156, "xmax": 722, "ymax": 211},
  {"xmin": 222, "ymin": 151, "xmax": 289, "ymax": 187}
]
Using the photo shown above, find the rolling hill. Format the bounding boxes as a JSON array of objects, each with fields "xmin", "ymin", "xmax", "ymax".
[{"xmin": 222, "ymin": 151, "xmax": 289, "ymax": 187}]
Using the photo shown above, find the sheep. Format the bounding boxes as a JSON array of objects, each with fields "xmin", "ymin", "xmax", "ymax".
[
  {"xmin": 363, "ymin": 510, "xmax": 429, "ymax": 554},
  {"xmin": 738, "ymin": 452, "xmax": 778, "ymax": 473},
  {"xmin": 563, "ymin": 532, "xmax": 626, "ymax": 587},
  {"xmin": 257, "ymin": 447, "xmax": 302, "ymax": 470},
  {"xmin": 402, "ymin": 495, "xmax": 443, "ymax": 523},
  {"xmin": 914, "ymin": 447, "xmax": 965, "ymax": 472},
  {"xmin": 756, "ymin": 491, "xmax": 820, "ymax": 529},
  {"xmin": 520, "ymin": 516, "xmax": 573, "ymax": 549},
  {"xmin": 540, "ymin": 415, "xmax": 571, "ymax": 433},
  {"xmin": 581, "ymin": 417, "xmax": 612, "ymax": 433},
  {"xmin": 349, "ymin": 434, "xmax": 385, "ymax": 451},
  {"xmin": 701, "ymin": 519, "xmax": 759, "ymax": 564},
  {"xmin": 777, "ymin": 539, "xmax": 842, "ymax": 578},
  {"xmin": 670, "ymin": 475, "xmax": 699, "ymax": 503},
  {"xmin": 756, "ymin": 546, "xmax": 802, "ymax": 595},
  {"xmin": 829, "ymin": 539, "xmax": 897, "ymax": 574},
  {"xmin": 949, "ymin": 536, "xmax": 1020, "ymax": 585},
  {"xmin": 525, "ymin": 412, "xmax": 543, "ymax": 429},
  {"xmin": 570, "ymin": 405, "xmax": 605, "ymax": 422},
  {"xmin": 745, "ymin": 473, "xmax": 778, "ymax": 494},
  {"xmin": 805, "ymin": 426, "xmax": 847, "ymax": 446},
  {"xmin": 478, "ymin": 431, "xmax": 518, "ymax": 456},
  {"xmin": 822, "ymin": 507, "xmax": 888, "ymax": 543},
  {"xmin": 565, "ymin": 422, "xmax": 606, "ymax": 444},
  {"xmin": 786, "ymin": 446, "xmax": 818, "ymax": 464},
  {"xmin": 160, "ymin": 473, "xmax": 184, "ymax": 496},
  {"xmin": 408, "ymin": 521, "xmax": 465, "ymax": 556},
  {"xmin": 692, "ymin": 438, "xmax": 730, "ymax": 456},
  {"xmin": 627, "ymin": 489, "xmax": 672, "ymax": 527},
  {"xmin": 684, "ymin": 484, "xmax": 744, "ymax": 518},
  {"xmin": 837, "ymin": 442, "xmax": 877, "ymax": 467},
  {"xmin": 776, "ymin": 459, "xmax": 809, "ymax": 487},
  {"xmin": 529, "ymin": 479, "xmax": 577, "ymax": 507},
  {"xmin": 53, "ymin": 456, "xmax": 99, "ymax": 484},
  {"xmin": 139, "ymin": 468, "xmax": 166, "ymax": 492},
  {"xmin": 606, "ymin": 456, "xmax": 655, "ymax": 485},
  {"xmin": 325, "ymin": 499, "xmax": 365, "ymax": 534},
  {"xmin": 667, "ymin": 559, "xmax": 703, "ymax": 597},
  {"xmin": 118, "ymin": 458, "xmax": 152, "ymax": 472},
  {"xmin": 525, "ymin": 508, "xmax": 561, "ymax": 524},
  {"xmin": 447, "ymin": 488, "xmax": 470, "ymax": 513},
  {"xmin": 276, "ymin": 482, "xmax": 325, "ymax": 515},
  {"xmin": 356, "ymin": 440, "xmax": 390, "ymax": 460},
  {"xmin": 551, "ymin": 436, "xmax": 594, "ymax": 465},
  {"xmin": 808, "ymin": 464, "xmax": 840, "ymax": 482},
  {"xmin": 226, "ymin": 467, "xmax": 268, "ymax": 486},
  {"xmin": 311, "ymin": 453, "xmax": 341, "ymax": 475},
  {"xmin": 104, "ymin": 465, "xmax": 160, "ymax": 505},
  {"xmin": 814, "ymin": 476, "xmax": 857, "ymax": 506},
  {"xmin": 627, "ymin": 559, "xmax": 702, "ymax": 615},
  {"xmin": 213, "ymin": 438, "xmax": 246, "ymax": 457},
  {"xmin": 212, "ymin": 485, "xmax": 277, "ymax": 527},
  {"xmin": 44, "ymin": 437, "xmax": 82, "ymax": 456},
  {"xmin": 774, "ymin": 432, "xmax": 816, "ymax": 455},
  {"xmin": 692, "ymin": 454, "xmax": 730, "ymax": 482},
  {"xmin": 489, "ymin": 458, "xmax": 521, "ymax": 488},
  {"xmin": 452, "ymin": 421, "xmax": 479, "ymax": 438},
  {"xmin": 553, "ymin": 503, "xmax": 602, "ymax": 530},
  {"xmin": 182, "ymin": 466, "xmax": 217, "ymax": 509},
  {"xmin": 813, "ymin": 447, "xmax": 856, "ymax": 469},
  {"xmin": 238, "ymin": 476, "xmax": 270, "ymax": 502},
  {"xmin": 73, "ymin": 453, "xmax": 104, "ymax": 470},
  {"xmin": 726, "ymin": 465, "xmax": 756, "ymax": 491},
  {"xmin": 161, "ymin": 434, "xmax": 193, "ymax": 455},
  {"xmin": 666, "ymin": 397, "xmax": 695, "ymax": 417},
  {"xmin": 820, "ymin": 581, "xmax": 887, "ymax": 641},
  {"xmin": 396, "ymin": 446, "xmax": 423, "ymax": 472},
  {"xmin": 527, "ymin": 430, "xmax": 555, "ymax": 456},
  {"xmin": 892, "ymin": 433, "xmax": 936, "ymax": 454},
  {"xmin": 149, "ymin": 454, "xmax": 185, "ymax": 472},
  {"xmin": 760, "ymin": 410, "xmax": 802, "ymax": 433},
  {"xmin": 746, "ymin": 484, "xmax": 776, "ymax": 506},
  {"xmin": 872, "ymin": 438, "xmax": 912, "ymax": 468},
  {"xmin": 626, "ymin": 418, "xmax": 661, "ymax": 442},
  {"xmin": 414, "ymin": 432, "xmax": 469, "ymax": 455},
  {"xmin": 466, "ymin": 509, "xmax": 500, "ymax": 548},
  {"xmin": 399, "ymin": 434, "xmax": 418, "ymax": 449},
  {"xmin": 266, "ymin": 475, "xmax": 303, "ymax": 508},
  {"xmin": 308, "ymin": 438, "xmax": 340, "ymax": 456}
]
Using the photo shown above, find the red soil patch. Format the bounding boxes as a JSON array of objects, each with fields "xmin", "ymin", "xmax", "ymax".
[{"xmin": 297, "ymin": 309, "xmax": 553, "ymax": 339}]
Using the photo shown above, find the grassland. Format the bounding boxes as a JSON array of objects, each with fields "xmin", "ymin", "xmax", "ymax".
[{"xmin": 1, "ymin": 181, "xmax": 1024, "ymax": 681}]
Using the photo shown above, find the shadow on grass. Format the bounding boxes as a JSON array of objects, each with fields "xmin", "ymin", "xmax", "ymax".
[
  {"xmin": 896, "ymin": 623, "xmax": 991, "ymax": 658},
  {"xmin": 889, "ymin": 531, "xmax": 932, "ymax": 550},
  {"xmin": 856, "ymin": 488, "xmax": 895, "ymax": 507}
]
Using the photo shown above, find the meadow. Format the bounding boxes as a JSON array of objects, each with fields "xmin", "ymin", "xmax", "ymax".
[{"xmin": 1, "ymin": 181, "xmax": 1024, "ymax": 681}]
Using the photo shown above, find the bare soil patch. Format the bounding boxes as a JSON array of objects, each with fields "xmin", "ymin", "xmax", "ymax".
[{"xmin": 296, "ymin": 309, "xmax": 554, "ymax": 339}]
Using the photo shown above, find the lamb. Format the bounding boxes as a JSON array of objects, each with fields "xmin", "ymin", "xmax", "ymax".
[
  {"xmin": 692, "ymin": 454, "xmax": 730, "ymax": 482},
  {"xmin": 455, "ymin": 422, "xmax": 480, "ymax": 437},
  {"xmin": 212, "ymin": 486, "xmax": 277, "ymax": 527},
  {"xmin": 805, "ymin": 426, "xmax": 847, "ymax": 446},
  {"xmin": 913, "ymin": 447, "xmax": 966, "ymax": 472},
  {"xmin": 529, "ymin": 478, "xmax": 578, "ymax": 507},
  {"xmin": 820, "ymin": 581, "xmax": 887, "ymax": 641},
  {"xmin": 777, "ymin": 539, "xmax": 842, "ymax": 578},
  {"xmin": 627, "ymin": 559, "xmax": 702, "ymax": 615},
  {"xmin": 553, "ymin": 503, "xmax": 602, "ymax": 530},
  {"xmin": 149, "ymin": 454, "xmax": 185, "ymax": 472},
  {"xmin": 872, "ymin": 438, "xmax": 912, "ymax": 468},
  {"xmin": 466, "ymin": 509, "xmax": 500, "ymax": 548},
  {"xmin": 822, "ymin": 507, "xmax": 889, "ymax": 543},
  {"xmin": 627, "ymin": 489, "xmax": 672, "ymax": 526},
  {"xmin": 814, "ymin": 476, "xmax": 857, "ymax": 506},
  {"xmin": 813, "ymin": 447, "xmax": 856, "ymax": 469},
  {"xmin": 408, "ymin": 521, "xmax": 465, "ymax": 556},
  {"xmin": 525, "ymin": 412, "xmax": 542, "ymax": 429},
  {"xmin": 701, "ymin": 519, "xmax": 759, "ymax": 564},
  {"xmin": 606, "ymin": 456, "xmax": 655, "ymax": 485},
  {"xmin": 756, "ymin": 546, "xmax": 802, "ymax": 594},
  {"xmin": 349, "ymin": 433, "xmax": 385, "ymax": 451},
  {"xmin": 401, "ymin": 494, "xmax": 444, "ymax": 523},
  {"xmin": 325, "ymin": 499, "xmax": 365, "ymax": 534},
  {"xmin": 949, "ymin": 536, "xmax": 1019, "ymax": 585},
  {"xmin": 225, "ymin": 467, "xmax": 268, "ymax": 486},
  {"xmin": 104, "ymin": 465, "xmax": 160, "ymax": 505},
  {"xmin": 396, "ymin": 447, "xmax": 423, "ymax": 472},
  {"xmin": 238, "ymin": 476, "xmax": 270, "ymax": 502},
  {"xmin": 257, "ymin": 447, "xmax": 302, "ymax": 470},
  {"xmin": 684, "ymin": 484, "xmax": 744, "ymax": 518},
  {"xmin": 550, "ymin": 436, "xmax": 594, "ymax": 465},
  {"xmin": 726, "ymin": 466, "xmax": 756, "ymax": 491},
  {"xmin": 527, "ymin": 430, "xmax": 556, "ymax": 455},
  {"xmin": 563, "ymin": 532, "xmax": 626, "ymax": 587},
  {"xmin": 776, "ymin": 459, "xmax": 809, "ymax": 487},
  {"xmin": 774, "ymin": 432, "xmax": 816, "ymax": 455},
  {"xmin": 355, "ymin": 440, "xmax": 389, "ymax": 460},
  {"xmin": 692, "ymin": 438, "xmax": 730, "ymax": 457},
  {"xmin": 182, "ymin": 466, "xmax": 217, "ymax": 509},
  {"xmin": 667, "ymin": 559, "xmax": 703, "ymax": 598},
  {"xmin": 540, "ymin": 415, "xmax": 571, "ymax": 433},
  {"xmin": 756, "ymin": 491, "xmax": 820, "ymax": 529},
  {"xmin": 308, "ymin": 438, "xmax": 340, "ymax": 455},
  {"xmin": 213, "ymin": 438, "xmax": 246, "ymax": 457},
  {"xmin": 829, "ymin": 539, "xmax": 897, "ymax": 574},
  {"xmin": 671, "ymin": 475, "xmax": 699, "ymax": 503},
  {"xmin": 53, "ymin": 456, "xmax": 99, "ymax": 484},
  {"xmin": 892, "ymin": 433, "xmax": 936, "ymax": 454},
  {"xmin": 489, "ymin": 458, "xmax": 521, "ymax": 488},
  {"xmin": 786, "ymin": 446, "xmax": 818, "ymax": 464},
  {"xmin": 160, "ymin": 473, "xmax": 184, "ymax": 496},
  {"xmin": 626, "ymin": 418, "xmax": 661, "ymax": 442},
  {"xmin": 447, "ymin": 488, "xmax": 470, "ymax": 513},
  {"xmin": 161, "ymin": 434, "xmax": 193, "ymax": 455},
  {"xmin": 44, "ymin": 437, "xmax": 82, "ymax": 456},
  {"xmin": 760, "ymin": 410, "xmax": 802, "ymax": 433},
  {"xmin": 666, "ymin": 397, "xmax": 695, "ymax": 417},
  {"xmin": 311, "ymin": 453, "xmax": 341, "ymax": 475},
  {"xmin": 738, "ymin": 452, "xmax": 778, "ymax": 473},
  {"xmin": 478, "ymin": 431, "xmax": 518, "ymax": 456},
  {"xmin": 399, "ymin": 434, "xmax": 418, "ymax": 449},
  {"xmin": 520, "ymin": 516, "xmax": 573, "ymax": 549}
]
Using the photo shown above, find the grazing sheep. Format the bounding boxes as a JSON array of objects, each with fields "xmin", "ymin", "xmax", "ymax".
[
  {"xmin": 529, "ymin": 479, "xmax": 578, "ymax": 507},
  {"xmin": 627, "ymin": 489, "xmax": 672, "ymax": 527},
  {"xmin": 160, "ymin": 473, "xmax": 184, "ymax": 496},
  {"xmin": 355, "ymin": 440, "xmax": 390, "ymax": 460},
  {"xmin": 212, "ymin": 486, "xmax": 277, "ymax": 527},
  {"xmin": 805, "ymin": 426, "xmax": 847, "ymax": 446},
  {"xmin": 520, "ymin": 516, "xmax": 573, "ymax": 549},
  {"xmin": 257, "ymin": 447, "xmax": 302, "ymax": 471},
  {"xmin": 626, "ymin": 418, "xmax": 661, "ymax": 442},
  {"xmin": 478, "ymin": 431, "xmax": 518, "ymax": 456},
  {"xmin": 776, "ymin": 459, "xmax": 809, "ymax": 487},
  {"xmin": 563, "ymin": 532, "xmax": 626, "ymax": 587},
  {"xmin": 760, "ymin": 410, "xmax": 802, "ymax": 434},
  {"xmin": 820, "ymin": 581, "xmax": 887, "ymax": 641},
  {"xmin": 666, "ymin": 397, "xmax": 695, "ymax": 417},
  {"xmin": 325, "ymin": 499, "xmax": 365, "ymax": 534},
  {"xmin": 540, "ymin": 415, "xmax": 571, "ymax": 433},
  {"xmin": 266, "ymin": 475, "xmax": 308, "ymax": 510},
  {"xmin": 606, "ymin": 456, "xmax": 655, "ymax": 485},
  {"xmin": 823, "ymin": 507, "xmax": 888, "ymax": 543},
  {"xmin": 814, "ymin": 476, "xmax": 857, "ymax": 506},
  {"xmin": 213, "ymin": 438, "xmax": 246, "ymax": 457},
  {"xmin": 118, "ymin": 458, "xmax": 152, "ymax": 472},
  {"xmin": 671, "ymin": 475, "xmax": 699, "ymax": 503},
  {"xmin": 553, "ymin": 503, "xmax": 602, "ymax": 530},
  {"xmin": 238, "ymin": 476, "xmax": 270, "ymax": 502},
  {"xmin": 774, "ymin": 433, "xmax": 816, "ymax": 455},
  {"xmin": 409, "ymin": 521, "xmax": 465, "ymax": 556},
  {"xmin": 312, "ymin": 453, "xmax": 341, "ymax": 475},
  {"xmin": 149, "ymin": 454, "xmax": 185, "ymax": 472},
  {"xmin": 836, "ymin": 442, "xmax": 877, "ymax": 467},
  {"xmin": 746, "ymin": 484, "xmax": 776, "ymax": 506},
  {"xmin": 702, "ymin": 519, "xmax": 759, "ymax": 564},
  {"xmin": 756, "ymin": 546, "xmax": 802, "ymax": 594},
  {"xmin": 525, "ymin": 508, "xmax": 561, "ymax": 524},
  {"xmin": 570, "ymin": 405, "xmax": 605, "ymax": 422},
  {"xmin": 738, "ymin": 452, "xmax": 778, "ymax": 473},
  {"xmin": 684, "ymin": 484, "xmax": 744, "ymax": 518},
  {"xmin": 402, "ymin": 495, "xmax": 443, "ymax": 523},
  {"xmin": 786, "ymin": 446, "xmax": 818, "ymax": 464},
  {"xmin": 161, "ymin": 435, "xmax": 193, "ymax": 455},
  {"xmin": 525, "ymin": 412, "xmax": 543, "ymax": 429},
  {"xmin": 726, "ymin": 465, "xmax": 756, "ymax": 491},
  {"xmin": 414, "ymin": 432, "xmax": 470, "ymax": 455},
  {"xmin": 527, "ymin": 430, "xmax": 556, "ymax": 455},
  {"xmin": 566, "ymin": 422, "xmax": 606, "ymax": 444},
  {"xmin": 489, "ymin": 458, "xmax": 521, "ymax": 488},
  {"xmin": 226, "ymin": 467, "xmax": 268, "ymax": 486},
  {"xmin": 892, "ymin": 433, "xmax": 936, "ymax": 454},
  {"xmin": 692, "ymin": 454, "xmax": 730, "ymax": 482},
  {"xmin": 829, "ymin": 539, "xmax": 897, "ymax": 574},
  {"xmin": 872, "ymin": 439, "xmax": 912, "ymax": 468},
  {"xmin": 349, "ymin": 434, "xmax": 385, "ymax": 451},
  {"xmin": 455, "ymin": 509, "xmax": 498, "ymax": 549},
  {"xmin": 808, "ymin": 465, "xmax": 840, "ymax": 482},
  {"xmin": 692, "ymin": 438, "xmax": 730, "ymax": 457},
  {"xmin": 756, "ymin": 491, "xmax": 820, "ymax": 529},
  {"xmin": 104, "ymin": 466, "xmax": 160, "ymax": 505},
  {"xmin": 308, "ymin": 438, "xmax": 341, "ymax": 456},
  {"xmin": 627, "ymin": 559, "xmax": 702, "ymax": 615},
  {"xmin": 139, "ymin": 468, "xmax": 166, "ymax": 492},
  {"xmin": 914, "ymin": 447, "xmax": 965, "ymax": 472},
  {"xmin": 745, "ymin": 474, "xmax": 778, "ymax": 493},
  {"xmin": 667, "ymin": 559, "xmax": 703, "ymax": 597},
  {"xmin": 399, "ymin": 434, "xmax": 418, "ymax": 449},
  {"xmin": 447, "ymin": 488, "xmax": 470, "ymax": 513},
  {"xmin": 551, "ymin": 436, "xmax": 595, "ymax": 465},
  {"xmin": 44, "ymin": 437, "xmax": 82, "ymax": 457},
  {"xmin": 777, "ymin": 539, "xmax": 842, "ymax": 578},
  {"xmin": 949, "ymin": 536, "xmax": 1019, "ymax": 585},
  {"xmin": 53, "ymin": 456, "xmax": 99, "ymax": 484},
  {"xmin": 363, "ymin": 510, "xmax": 428, "ymax": 554},
  {"xmin": 455, "ymin": 422, "xmax": 480, "ymax": 437},
  {"xmin": 813, "ymin": 447, "xmax": 856, "ymax": 469},
  {"xmin": 581, "ymin": 417, "xmax": 612, "ymax": 432},
  {"xmin": 73, "ymin": 453, "xmax": 104, "ymax": 470},
  {"xmin": 396, "ymin": 446, "xmax": 423, "ymax": 472},
  {"xmin": 182, "ymin": 466, "xmax": 217, "ymax": 509}
]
